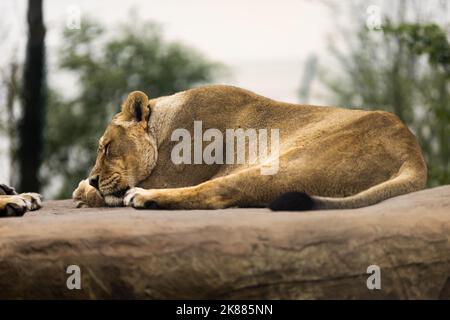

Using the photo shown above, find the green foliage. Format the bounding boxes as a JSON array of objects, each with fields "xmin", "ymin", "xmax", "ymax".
[
  {"xmin": 384, "ymin": 23, "xmax": 450, "ymax": 70},
  {"xmin": 321, "ymin": 22, "xmax": 450, "ymax": 187},
  {"xmin": 44, "ymin": 19, "xmax": 224, "ymax": 198}
]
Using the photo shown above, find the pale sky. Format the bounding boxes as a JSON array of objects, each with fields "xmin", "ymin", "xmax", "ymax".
[{"xmin": 2, "ymin": 0, "xmax": 338, "ymax": 103}]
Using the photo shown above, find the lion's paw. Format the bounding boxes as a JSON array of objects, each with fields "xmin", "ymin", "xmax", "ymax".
[
  {"xmin": 124, "ymin": 188, "xmax": 160, "ymax": 209},
  {"xmin": 72, "ymin": 179, "xmax": 105, "ymax": 208},
  {"xmin": 0, "ymin": 193, "xmax": 43, "ymax": 217},
  {"xmin": 0, "ymin": 184, "xmax": 18, "ymax": 195}
]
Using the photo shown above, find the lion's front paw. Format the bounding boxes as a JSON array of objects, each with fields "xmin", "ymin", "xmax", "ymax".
[
  {"xmin": 0, "ymin": 193, "xmax": 43, "ymax": 217},
  {"xmin": 72, "ymin": 179, "xmax": 106, "ymax": 208},
  {"xmin": 124, "ymin": 188, "xmax": 161, "ymax": 209}
]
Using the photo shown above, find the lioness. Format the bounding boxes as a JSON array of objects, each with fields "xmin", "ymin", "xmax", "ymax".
[
  {"xmin": 0, "ymin": 184, "xmax": 42, "ymax": 217},
  {"xmin": 73, "ymin": 85, "xmax": 427, "ymax": 210}
]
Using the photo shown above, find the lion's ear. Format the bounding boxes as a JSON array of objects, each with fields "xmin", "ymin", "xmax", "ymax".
[{"xmin": 121, "ymin": 91, "xmax": 150, "ymax": 123}]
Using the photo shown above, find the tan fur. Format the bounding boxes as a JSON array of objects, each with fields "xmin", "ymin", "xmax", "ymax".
[
  {"xmin": 0, "ymin": 184, "xmax": 42, "ymax": 217},
  {"xmin": 73, "ymin": 85, "xmax": 427, "ymax": 210}
]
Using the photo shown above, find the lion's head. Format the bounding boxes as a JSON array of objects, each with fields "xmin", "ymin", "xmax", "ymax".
[{"xmin": 88, "ymin": 91, "xmax": 158, "ymax": 206}]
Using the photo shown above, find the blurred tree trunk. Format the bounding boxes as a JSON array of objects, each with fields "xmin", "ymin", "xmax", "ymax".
[
  {"xmin": 6, "ymin": 61, "xmax": 19, "ymax": 187},
  {"xmin": 18, "ymin": 0, "xmax": 46, "ymax": 192}
]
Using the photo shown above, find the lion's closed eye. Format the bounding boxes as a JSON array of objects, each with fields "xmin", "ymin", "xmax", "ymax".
[{"xmin": 104, "ymin": 142, "xmax": 111, "ymax": 156}]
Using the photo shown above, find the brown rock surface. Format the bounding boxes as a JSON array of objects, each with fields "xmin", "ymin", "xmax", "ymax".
[{"xmin": 0, "ymin": 186, "xmax": 449, "ymax": 299}]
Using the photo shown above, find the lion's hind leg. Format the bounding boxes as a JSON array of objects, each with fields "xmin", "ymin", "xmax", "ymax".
[{"xmin": 269, "ymin": 159, "xmax": 426, "ymax": 211}]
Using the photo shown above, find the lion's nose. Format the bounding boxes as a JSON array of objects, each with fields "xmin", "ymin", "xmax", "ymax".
[{"xmin": 89, "ymin": 175, "xmax": 99, "ymax": 190}]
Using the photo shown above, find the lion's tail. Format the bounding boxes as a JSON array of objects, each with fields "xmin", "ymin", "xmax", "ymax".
[{"xmin": 269, "ymin": 160, "xmax": 427, "ymax": 211}]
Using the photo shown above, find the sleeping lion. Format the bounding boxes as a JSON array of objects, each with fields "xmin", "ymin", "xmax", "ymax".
[
  {"xmin": 0, "ymin": 184, "xmax": 42, "ymax": 217},
  {"xmin": 73, "ymin": 85, "xmax": 427, "ymax": 210}
]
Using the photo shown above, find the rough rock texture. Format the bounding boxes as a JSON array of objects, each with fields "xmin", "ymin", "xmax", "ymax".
[{"xmin": 0, "ymin": 186, "xmax": 449, "ymax": 299}]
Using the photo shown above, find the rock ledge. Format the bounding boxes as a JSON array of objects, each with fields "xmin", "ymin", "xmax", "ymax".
[{"xmin": 1, "ymin": 186, "xmax": 449, "ymax": 299}]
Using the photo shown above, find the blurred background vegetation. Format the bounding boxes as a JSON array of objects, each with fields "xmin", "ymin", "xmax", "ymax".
[{"xmin": 0, "ymin": 0, "xmax": 449, "ymax": 198}]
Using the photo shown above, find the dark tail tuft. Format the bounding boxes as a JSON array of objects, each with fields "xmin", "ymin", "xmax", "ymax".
[{"xmin": 268, "ymin": 192, "xmax": 314, "ymax": 211}]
